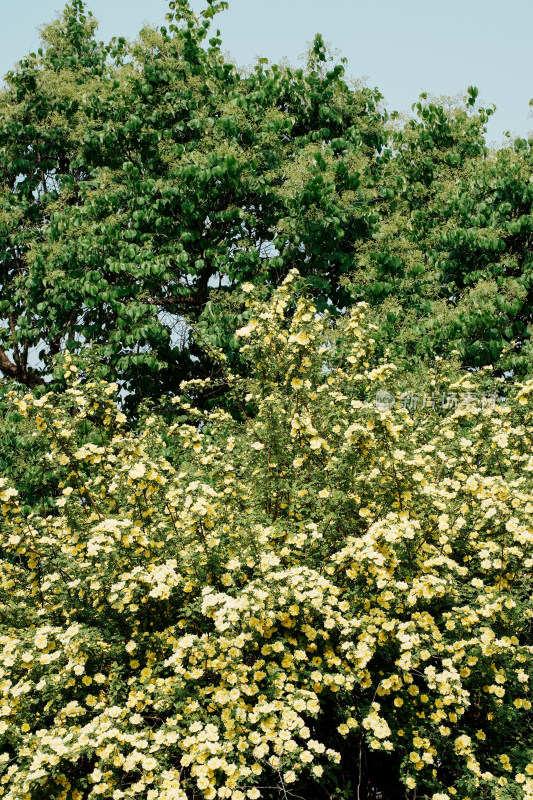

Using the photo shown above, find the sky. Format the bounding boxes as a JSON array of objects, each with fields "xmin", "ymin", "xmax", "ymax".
[{"xmin": 1, "ymin": 0, "xmax": 532, "ymax": 146}]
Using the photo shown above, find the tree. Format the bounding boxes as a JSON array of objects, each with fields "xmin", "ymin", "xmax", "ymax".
[
  {"xmin": 0, "ymin": 1, "xmax": 386, "ymax": 406},
  {"xmin": 3, "ymin": 1, "xmax": 533, "ymax": 406},
  {"xmin": 0, "ymin": 277, "xmax": 532, "ymax": 799},
  {"xmin": 348, "ymin": 91, "xmax": 533, "ymax": 381},
  {"xmin": 0, "ymin": 0, "xmax": 111, "ymax": 388}
]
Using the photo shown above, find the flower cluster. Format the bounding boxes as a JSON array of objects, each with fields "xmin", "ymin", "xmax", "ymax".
[{"xmin": 0, "ymin": 273, "xmax": 532, "ymax": 800}]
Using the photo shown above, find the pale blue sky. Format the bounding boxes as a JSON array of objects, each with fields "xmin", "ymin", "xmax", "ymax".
[{"xmin": 1, "ymin": 0, "xmax": 532, "ymax": 146}]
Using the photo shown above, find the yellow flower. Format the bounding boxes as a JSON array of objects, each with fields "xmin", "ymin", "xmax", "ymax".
[
  {"xmin": 129, "ymin": 463, "xmax": 146, "ymax": 480},
  {"xmin": 36, "ymin": 414, "xmax": 47, "ymax": 431},
  {"xmin": 338, "ymin": 724, "xmax": 349, "ymax": 735}
]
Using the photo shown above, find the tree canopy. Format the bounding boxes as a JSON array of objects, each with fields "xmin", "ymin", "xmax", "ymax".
[
  {"xmin": 0, "ymin": 0, "xmax": 386, "ymax": 404},
  {"xmin": 1, "ymin": 0, "xmax": 532, "ymax": 405}
]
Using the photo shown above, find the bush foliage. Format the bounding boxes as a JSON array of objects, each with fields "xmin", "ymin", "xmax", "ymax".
[{"xmin": 0, "ymin": 276, "xmax": 532, "ymax": 800}]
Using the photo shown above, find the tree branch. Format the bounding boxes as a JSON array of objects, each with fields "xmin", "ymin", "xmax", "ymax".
[{"xmin": 0, "ymin": 344, "xmax": 44, "ymax": 388}]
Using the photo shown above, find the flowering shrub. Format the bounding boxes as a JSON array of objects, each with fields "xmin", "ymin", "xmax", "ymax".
[{"xmin": 0, "ymin": 272, "xmax": 532, "ymax": 800}]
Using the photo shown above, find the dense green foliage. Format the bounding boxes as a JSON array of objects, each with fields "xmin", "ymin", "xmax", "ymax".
[
  {"xmin": 361, "ymin": 100, "xmax": 533, "ymax": 377},
  {"xmin": 1, "ymin": 0, "xmax": 533, "ymax": 404},
  {"xmin": 0, "ymin": 0, "xmax": 386, "ymax": 403}
]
